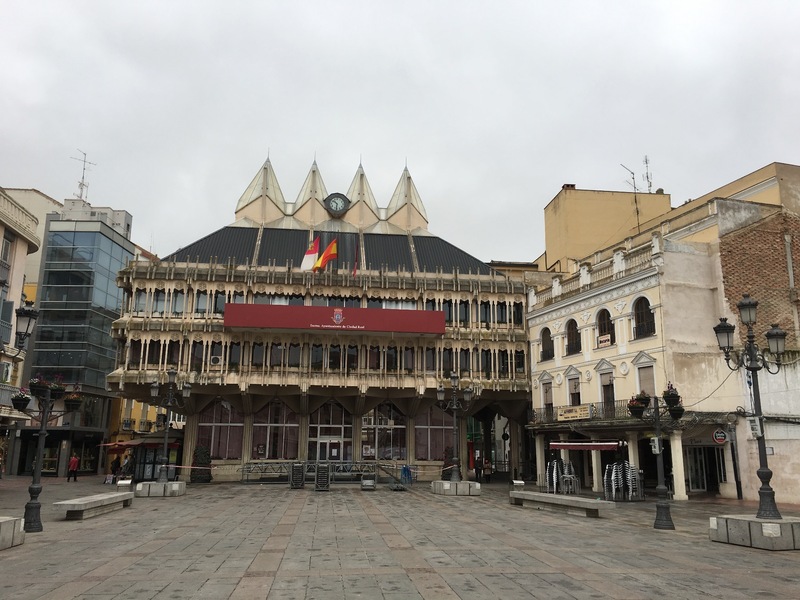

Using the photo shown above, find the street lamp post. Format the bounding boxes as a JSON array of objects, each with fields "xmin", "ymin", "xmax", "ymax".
[
  {"xmin": 15, "ymin": 384, "xmax": 66, "ymax": 533},
  {"xmin": 437, "ymin": 373, "xmax": 473, "ymax": 482},
  {"xmin": 714, "ymin": 293, "xmax": 786, "ymax": 520},
  {"xmin": 150, "ymin": 369, "xmax": 191, "ymax": 484}
]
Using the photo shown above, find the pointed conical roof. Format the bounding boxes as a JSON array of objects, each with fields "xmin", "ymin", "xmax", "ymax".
[
  {"xmin": 293, "ymin": 161, "xmax": 328, "ymax": 212},
  {"xmin": 235, "ymin": 158, "xmax": 287, "ymax": 213},
  {"xmin": 386, "ymin": 167, "xmax": 427, "ymax": 220},
  {"xmin": 346, "ymin": 164, "xmax": 380, "ymax": 217}
]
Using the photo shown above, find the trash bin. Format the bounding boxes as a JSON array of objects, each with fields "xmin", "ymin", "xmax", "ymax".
[{"xmin": 290, "ymin": 462, "xmax": 305, "ymax": 489}]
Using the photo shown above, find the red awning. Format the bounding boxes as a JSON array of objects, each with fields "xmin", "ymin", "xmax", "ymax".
[{"xmin": 549, "ymin": 440, "xmax": 627, "ymax": 451}]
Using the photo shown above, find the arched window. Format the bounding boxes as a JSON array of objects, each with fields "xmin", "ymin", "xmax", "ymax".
[
  {"xmin": 566, "ymin": 319, "xmax": 581, "ymax": 355},
  {"xmin": 540, "ymin": 328, "xmax": 554, "ymax": 361},
  {"xmin": 597, "ymin": 309, "xmax": 615, "ymax": 346},
  {"xmin": 634, "ymin": 297, "xmax": 655, "ymax": 339}
]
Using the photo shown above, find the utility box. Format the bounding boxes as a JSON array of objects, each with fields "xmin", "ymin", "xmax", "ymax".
[
  {"xmin": 315, "ymin": 463, "xmax": 330, "ymax": 491},
  {"xmin": 290, "ymin": 463, "xmax": 305, "ymax": 489}
]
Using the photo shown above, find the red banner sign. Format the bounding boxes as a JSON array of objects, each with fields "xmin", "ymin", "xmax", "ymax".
[{"xmin": 224, "ymin": 304, "xmax": 446, "ymax": 336}]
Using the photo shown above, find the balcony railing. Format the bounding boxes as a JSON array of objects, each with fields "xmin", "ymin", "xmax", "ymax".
[{"xmin": 534, "ymin": 399, "xmax": 636, "ymax": 425}]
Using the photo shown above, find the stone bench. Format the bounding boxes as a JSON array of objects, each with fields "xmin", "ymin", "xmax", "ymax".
[
  {"xmin": 0, "ymin": 517, "xmax": 25, "ymax": 550},
  {"xmin": 509, "ymin": 490, "xmax": 616, "ymax": 518},
  {"xmin": 53, "ymin": 491, "xmax": 134, "ymax": 521}
]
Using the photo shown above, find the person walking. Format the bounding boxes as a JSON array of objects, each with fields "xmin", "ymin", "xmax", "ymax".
[
  {"xmin": 483, "ymin": 457, "xmax": 492, "ymax": 484},
  {"xmin": 110, "ymin": 455, "xmax": 121, "ymax": 483},
  {"xmin": 474, "ymin": 456, "xmax": 483, "ymax": 483},
  {"xmin": 67, "ymin": 453, "xmax": 79, "ymax": 482}
]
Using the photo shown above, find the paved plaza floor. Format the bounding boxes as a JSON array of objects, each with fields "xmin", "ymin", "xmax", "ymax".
[{"xmin": 1, "ymin": 474, "xmax": 800, "ymax": 599}]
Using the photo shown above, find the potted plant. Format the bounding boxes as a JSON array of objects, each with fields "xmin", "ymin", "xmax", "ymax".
[
  {"xmin": 668, "ymin": 404, "xmax": 685, "ymax": 420},
  {"xmin": 63, "ymin": 391, "xmax": 83, "ymax": 412},
  {"xmin": 662, "ymin": 382, "xmax": 681, "ymax": 407},
  {"xmin": 628, "ymin": 391, "xmax": 650, "ymax": 418},
  {"xmin": 190, "ymin": 446, "xmax": 213, "ymax": 483},
  {"xmin": 28, "ymin": 375, "xmax": 48, "ymax": 396},
  {"xmin": 49, "ymin": 375, "xmax": 67, "ymax": 401},
  {"xmin": 11, "ymin": 389, "xmax": 32, "ymax": 412}
]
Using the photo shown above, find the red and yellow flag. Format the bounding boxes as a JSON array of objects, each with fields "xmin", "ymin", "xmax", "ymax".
[{"xmin": 313, "ymin": 239, "xmax": 338, "ymax": 271}]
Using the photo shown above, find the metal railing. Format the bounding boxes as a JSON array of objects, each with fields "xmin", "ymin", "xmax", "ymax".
[{"xmin": 534, "ymin": 399, "xmax": 634, "ymax": 424}]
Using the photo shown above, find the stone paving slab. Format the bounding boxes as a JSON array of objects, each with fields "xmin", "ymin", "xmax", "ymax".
[{"xmin": 1, "ymin": 475, "xmax": 800, "ymax": 598}]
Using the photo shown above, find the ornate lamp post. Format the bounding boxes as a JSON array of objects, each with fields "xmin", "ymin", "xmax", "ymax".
[
  {"xmin": 436, "ymin": 373, "xmax": 473, "ymax": 482},
  {"xmin": 150, "ymin": 369, "xmax": 191, "ymax": 483},
  {"xmin": 629, "ymin": 390, "xmax": 685, "ymax": 530},
  {"xmin": 714, "ymin": 293, "xmax": 786, "ymax": 519},
  {"xmin": 12, "ymin": 381, "xmax": 66, "ymax": 533}
]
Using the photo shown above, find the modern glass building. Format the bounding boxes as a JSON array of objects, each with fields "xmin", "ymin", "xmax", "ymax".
[{"xmin": 16, "ymin": 211, "xmax": 134, "ymax": 476}]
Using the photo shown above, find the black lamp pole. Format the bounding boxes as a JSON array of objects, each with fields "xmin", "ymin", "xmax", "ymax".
[
  {"xmin": 714, "ymin": 294, "xmax": 786, "ymax": 520},
  {"xmin": 437, "ymin": 373, "xmax": 473, "ymax": 482},
  {"xmin": 650, "ymin": 395, "xmax": 673, "ymax": 530},
  {"xmin": 150, "ymin": 369, "xmax": 190, "ymax": 484},
  {"xmin": 22, "ymin": 386, "xmax": 63, "ymax": 533}
]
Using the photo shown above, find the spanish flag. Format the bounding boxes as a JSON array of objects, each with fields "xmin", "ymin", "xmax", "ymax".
[
  {"xmin": 313, "ymin": 239, "xmax": 338, "ymax": 272},
  {"xmin": 300, "ymin": 236, "xmax": 320, "ymax": 271}
]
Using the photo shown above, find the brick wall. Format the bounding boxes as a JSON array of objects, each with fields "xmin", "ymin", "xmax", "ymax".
[{"xmin": 720, "ymin": 210, "xmax": 800, "ymax": 349}]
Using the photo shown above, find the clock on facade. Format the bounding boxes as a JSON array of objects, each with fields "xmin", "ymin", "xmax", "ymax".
[{"xmin": 324, "ymin": 193, "xmax": 350, "ymax": 217}]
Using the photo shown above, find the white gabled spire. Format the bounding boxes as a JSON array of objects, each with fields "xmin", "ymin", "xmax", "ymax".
[
  {"xmin": 386, "ymin": 166, "xmax": 427, "ymax": 220},
  {"xmin": 294, "ymin": 160, "xmax": 329, "ymax": 212},
  {"xmin": 235, "ymin": 158, "xmax": 287, "ymax": 214},
  {"xmin": 346, "ymin": 163, "xmax": 380, "ymax": 217}
]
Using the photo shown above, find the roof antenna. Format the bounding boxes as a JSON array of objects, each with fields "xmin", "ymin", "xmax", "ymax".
[
  {"xmin": 643, "ymin": 155, "xmax": 653, "ymax": 193},
  {"xmin": 621, "ymin": 163, "xmax": 641, "ymax": 234},
  {"xmin": 71, "ymin": 149, "xmax": 96, "ymax": 201}
]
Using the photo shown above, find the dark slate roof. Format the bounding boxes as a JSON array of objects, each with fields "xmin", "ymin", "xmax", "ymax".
[
  {"xmin": 166, "ymin": 227, "xmax": 258, "ymax": 264},
  {"xmin": 163, "ymin": 226, "xmax": 492, "ymax": 275}
]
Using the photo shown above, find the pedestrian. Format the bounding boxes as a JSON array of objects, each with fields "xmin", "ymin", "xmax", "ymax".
[
  {"xmin": 483, "ymin": 457, "xmax": 492, "ymax": 484},
  {"xmin": 474, "ymin": 456, "xmax": 483, "ymax": 483},
  {"xmin": 111, "ymin": 455, "xmax": 121, "ymax": 483},
  {"xmin": 122, "ymin": 454, "xmax": 130, "ymax": 476},
  {"xmin": 67, "ymin": 452, "xmax": 79, "ymax": 482}
]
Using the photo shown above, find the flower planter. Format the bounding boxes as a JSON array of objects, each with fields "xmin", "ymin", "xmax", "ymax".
[
  {"xmin": 28, "ymin": 383, "xmax": 49, "ymax": 397},
  {"xmin": 11, "ymin": 397, "xmax": 30, "ymax": 412},
  {"xmin": 49, "ymin": 387, "xmax": 66, "ymax": 401},
  {"xmin": 668, "ymin": 406, "xmax": 685, "ymax": 420},
  {"xmin": 628, "ymin": 405, "xmax": 646, "ymax": 419},
  {"xmin": 663, "ymin": 393, "xmax": 681, "ymax": 408}
]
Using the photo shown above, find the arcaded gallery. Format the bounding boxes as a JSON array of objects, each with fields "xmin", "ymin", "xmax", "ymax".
[{"xmin": 108, "ymin": 160, "xmax": 530, "ymax": 481}]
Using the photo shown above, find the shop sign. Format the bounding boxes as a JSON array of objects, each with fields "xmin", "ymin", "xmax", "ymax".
[
  {"xmin": 712, "ymin": 429, "xmax": 728, "ymax": 444},
  {"xmin": 557, "ymin": 405, "xmax": 591, "ymax": 421}
]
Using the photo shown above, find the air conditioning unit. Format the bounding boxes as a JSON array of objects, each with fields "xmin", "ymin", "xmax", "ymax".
[{"xmin": 210, "ymin": 356, "xmax": 222, "ymax": 366}]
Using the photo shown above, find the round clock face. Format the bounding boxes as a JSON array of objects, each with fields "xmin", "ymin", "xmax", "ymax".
[{"xmin": 325, "ymin": 193, "xmax": 349, "ymax": 216}]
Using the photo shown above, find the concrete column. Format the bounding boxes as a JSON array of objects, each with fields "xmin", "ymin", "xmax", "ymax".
[
  {"xmin": 180, "ymin": 413, "xmax": 199, "ymax": 482},
  {"xmin": 298, "ymin": 414, "xmax": 309, "ymax": 461},
  {"xmin": 509, "ymin": 422, "xmax": 520, "ymax": 479},
  {"xmin": 352, "ymin": 416, "xmax": 362, "ymax": 461},
  {"xmin": 590, "ymin": 448, "xmax": 603, "ymax": 493},
  {"xmin": 241, "ymin": 413, "xmax": 254, "ymax": 463},
  {"xmin": 626, "ymin": 432, "xmax": 640, "ymax": 468},
  {"xmin": 406, "ymin": 416, "xmax": 415, "ymax": 464},
  {"xmin": 535, "ymin": 433, "xmax": 546, "ymax": 488},
  {"xmin": 670, "ymin": 430, "xmax": 688, "ymax": 501}
]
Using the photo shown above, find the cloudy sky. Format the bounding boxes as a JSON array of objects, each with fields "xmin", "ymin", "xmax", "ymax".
[{"xmin": 2, "ymin": 2, "xmax": 798, "ymax": 264}]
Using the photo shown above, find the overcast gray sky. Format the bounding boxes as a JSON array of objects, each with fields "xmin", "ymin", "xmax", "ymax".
[{"xmin": 2, "ymin": 1, "xmax": 799, "ymax": 264}]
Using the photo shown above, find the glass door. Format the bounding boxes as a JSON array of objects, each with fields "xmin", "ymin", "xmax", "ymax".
[
  {"xmin": 316, "ymin": 438, "xmax": 342, "ymax": 461},
  {"xmin": 683, "ymin": 447, "xmax": 708, "ymax": 492}
]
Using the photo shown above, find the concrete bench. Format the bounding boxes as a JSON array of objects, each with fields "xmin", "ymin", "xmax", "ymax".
[
  {"xmin": 509, "ymin": 490, "xmax": 616, "ymax": 518},
  {"xmin": 0, "ymin": 517, "xmax": 25, "ymax": 550},
  {"xmin": 53, "ymin": 491, "xmax": 134, "ymax": 521}
]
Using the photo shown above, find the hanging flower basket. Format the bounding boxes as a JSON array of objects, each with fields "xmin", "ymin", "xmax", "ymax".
[
  {"xmin": 11, "ymin": 392, "xmax": 32, "ymax": 412},
  {"xmin": 668, "ymin": 405, "xmax": 685, "ymax": 420},
  {"xmin": 628, "ymin": 404, "xmax": 646, "ymax": 419},
  {"xmin": 662, "ymin": 382, "xmax": 681, "ymax": 407},
  {"xmin": 63, "ymin": 393, "xmax": 83, "ymax": 412},
  {"xmin": 49, "ymin": 386, "xmax": 66, "ymax": 401},
  {"xmin": 28, "ymin": 378, "xmax": 48, "ymax": 397}
]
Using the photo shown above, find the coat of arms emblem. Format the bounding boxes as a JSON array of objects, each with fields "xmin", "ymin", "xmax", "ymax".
[{"xmin": 332, "ymin": 308, "xmax": 345, "ymax": 325}]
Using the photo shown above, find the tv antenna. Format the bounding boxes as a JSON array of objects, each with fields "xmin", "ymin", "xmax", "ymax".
[
  {"xmin": 643, "ymin": 155, "xmax": 653, "ymax": 193},
  {"xmin": 70, "ymin": 149, "xmax": 96, "ymax": 201},
  {"xmin": 621, "ymin": 163, "xmax": 642, "ymax": 234}
]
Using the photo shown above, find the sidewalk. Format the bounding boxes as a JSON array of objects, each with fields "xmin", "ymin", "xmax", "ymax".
[{"xmin": 1, "ymin": 475, "xmax": 799, "ymax": 599}]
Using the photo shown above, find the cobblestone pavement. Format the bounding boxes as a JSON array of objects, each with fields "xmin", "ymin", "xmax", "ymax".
[{"xmin": 1, "ymin": 474, "xmax": 800, "ymax": 599}]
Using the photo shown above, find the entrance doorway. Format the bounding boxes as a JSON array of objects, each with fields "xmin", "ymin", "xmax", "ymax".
[
  {"xmin": 684, "ymin": 446, "xmax": 707, "ymax": 492},
  {"xmin": 309, "ymin": 438, "xmax": 342, "ymax": 462}
]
